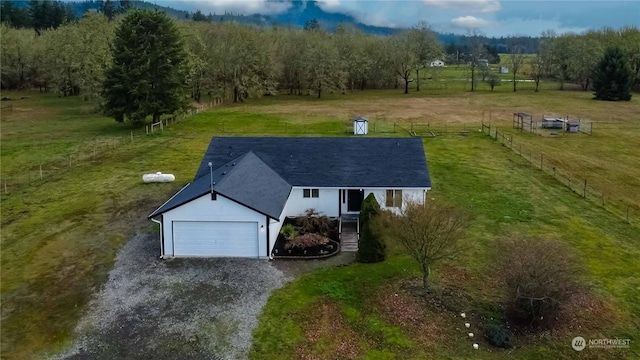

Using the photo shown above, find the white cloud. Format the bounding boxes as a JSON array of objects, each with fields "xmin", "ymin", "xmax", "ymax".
[
  {"xmin": 451, "ymin": 15, "xmax": 494, "ymax": 28},
  {"xmin": 423, "ymin": 0, "xmax": 501, "ymax": 13},
  {"xmin": 317, "ymin": 0, "xmax": 342, "ymax": 11},
  {"xmin": 171, "ymin": 0, "xmax": 292, "ymax": 15}
]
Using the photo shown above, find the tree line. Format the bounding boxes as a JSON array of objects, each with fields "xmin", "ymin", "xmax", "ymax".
[{"xmin": 2, "ymin": 9, "xmax": 638, "ymax": 123}]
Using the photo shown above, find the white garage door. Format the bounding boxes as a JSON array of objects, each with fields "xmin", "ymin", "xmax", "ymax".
[{"xmin": 172, "ymin": 221, "xmax": 259, "ymax": 257}]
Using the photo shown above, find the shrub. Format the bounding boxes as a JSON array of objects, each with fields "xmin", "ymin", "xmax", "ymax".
[
  {"xmin": 357, "ymin": 194, "xmax": 385, "ymax": 263},
  {"xmin": 485, "ymin": 324, "xmax": 514, "ymax": 349},
  {"xmin": 296, "ymin": 208, "xmax": 333, "ymax": 236},
  {"xmin": 284, "ymin": 233, "xmax": 329, "ymax": 250},
  {"xmin": 499, "ymin": 237, "xmax": 580, "ymax": 327},
  {"xmin": 279, "ymin": 224, "xmax": 298, "ymax": 241}
]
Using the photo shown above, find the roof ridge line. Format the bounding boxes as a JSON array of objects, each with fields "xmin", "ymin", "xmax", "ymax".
[{"xmin": 244, "ymin": 150, "xmax": 292, "ymax": 187}]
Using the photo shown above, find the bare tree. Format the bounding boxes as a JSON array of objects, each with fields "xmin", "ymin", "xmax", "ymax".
[
  {"xmin": 465, "ymin": 28, "xmax": 486, "ymax": 91},
  {"xmin": 390, "ymin": 31, "xmax": 416, "ymax": 94},
  {"xmin": 378, "ymin": 200, "xmax": 468, "ymax": 290},
  {"xmin": 479, "ymin": 63, "xmax": 490, "ymax": 81},
  {"xmin": 507, "ymin": 40, "xmax": 526, "ymax": 92},
  {"xmin": 408, "ymin": 21, "xmax": 441, "ymax": 91},
  {"xmin": 499, "ymin": 237, "xmax": 580, "ymax": 326},
  {"xmin": 529, "ymin": 52, "xmax": 543, "ymax": 92}
]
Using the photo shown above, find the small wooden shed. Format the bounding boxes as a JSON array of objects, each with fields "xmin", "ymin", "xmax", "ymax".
[{"xmin": 353, "ymin": 116, "xmax": 369, "ymax": 135}]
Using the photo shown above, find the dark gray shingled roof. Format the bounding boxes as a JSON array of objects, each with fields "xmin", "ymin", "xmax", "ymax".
[
  {"xmin": 194, "ymin": 137, "xmax": 431, "ymax": 188},
  {"xmin": 149, "ymin": 152, "xmax": 291, "ymax": 219},
  {"xmin": 150, "ymin": 137, "xmax": 430, "ymax": 219}
]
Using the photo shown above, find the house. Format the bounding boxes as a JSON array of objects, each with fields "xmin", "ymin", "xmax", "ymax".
[
  {"xmin": 148, "ymin": 137, "xmax": 432, "ymax": 259},
  {"xmin": 429, "ymin": 60, "xmax": 445, "ymax": 67}
]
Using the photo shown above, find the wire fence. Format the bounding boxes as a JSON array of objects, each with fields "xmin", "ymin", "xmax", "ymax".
[
  {"xmin": 481, "ymin": 121, "xmax": 637, "ymax": 225},
  {"xmin": 512, "ymin": 112, "xmax": 593, "ymax": 136},
  {"xmin": 0, "ymin": 101, "xmax": 221, "ymax": 195}
]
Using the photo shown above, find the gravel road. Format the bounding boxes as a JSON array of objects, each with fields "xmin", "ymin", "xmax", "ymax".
[{"xmin": 52, "ymin": 233, "xmax": 291, "ymax": 360}]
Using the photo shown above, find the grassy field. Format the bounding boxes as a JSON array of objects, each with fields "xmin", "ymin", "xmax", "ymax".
[
  {"xmin": 1, "ymin": 86, "xmax": 638, "ymax": 359},
  {"xmin": 251, "ymin": 133, "xmax": 640, "ymax": 359}
]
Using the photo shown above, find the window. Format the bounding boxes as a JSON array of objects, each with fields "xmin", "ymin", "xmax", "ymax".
[
  {"xmin": 303, "ymin": 189, "xmax": 319, "ymax": 198},
  {"xmin": 385, "ymin": 189, "xmax": 403, "ymax": 208}
]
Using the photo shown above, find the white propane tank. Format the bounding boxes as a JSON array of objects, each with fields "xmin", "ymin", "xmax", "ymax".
[{"xmin": 142, "ymin": 172, "xmax": 175, "ymax": 183}]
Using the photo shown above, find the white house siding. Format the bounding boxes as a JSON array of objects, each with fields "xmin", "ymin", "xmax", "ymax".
[
  {"xmin": 365, "ymin": 188, "xmax": 427, "ymax": 214},
  {"xmin": 161, "ymin": 194, "xmax": 268, "ymax": 258},
  {"xmin": 268, "ymin": 187, "xmax": 428, "ymax": 256},
  {"xmin": 268, "ymin": 188, "xmax": 339, "ymax": 256},
  {"xmin": 284, "ymin": 188, "xmax": 340, "ymax": 217}
]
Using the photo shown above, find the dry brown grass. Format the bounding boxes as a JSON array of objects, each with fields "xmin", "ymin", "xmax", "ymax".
[
  {"xmin": 246, "ymin": 89, "xmax": 640, "ymax": 218},
  {"xmin": 297, "ymin": 299, "xmax": 361, "ymax": 360},
  {"xmin": 371, "ymin": 283, "xmax": 451, "ymax": 349}
]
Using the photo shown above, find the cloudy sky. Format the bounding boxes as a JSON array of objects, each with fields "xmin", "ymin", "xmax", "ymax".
[{"xmin": 169, "ymin": 0, "xmax": 640, "ymax": 36}]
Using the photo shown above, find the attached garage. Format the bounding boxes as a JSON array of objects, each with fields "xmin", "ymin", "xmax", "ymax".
[{"xmin": 172, "ymin": 221, "xmax": 259, "ymax": 257}]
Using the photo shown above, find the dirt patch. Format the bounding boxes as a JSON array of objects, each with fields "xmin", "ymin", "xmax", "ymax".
[
  {"xmin": 554, "ymin": 290, "xmax": 619, "ymax": 335},
  {"xmin": 297, "ymin": 299, "xmax": 361, "ymax": 360},
  {"xmin": 372, "ymin": 283, "xmax": 450, "ymax": 348}
]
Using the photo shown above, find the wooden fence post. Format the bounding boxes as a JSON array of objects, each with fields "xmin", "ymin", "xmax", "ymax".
[
  {"xmin": 626, "ymin": 206, "xmax": 629, "ymax": 223},
  {"xmin": 583, "ymin": 179, "xmax": 587, "ymax": 198},
  {"xmin": 40, "ymin": 165, "xmax": 43, "ymax": 180}
]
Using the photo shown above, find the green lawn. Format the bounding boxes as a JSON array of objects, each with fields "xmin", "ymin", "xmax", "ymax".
[
  {"xmin": 1, "ymin": 87, "xmax": 638, "ymax": 359},
  {"xmin": 251, "ymin": 133, "xmax": 640, "ymax": 359}
]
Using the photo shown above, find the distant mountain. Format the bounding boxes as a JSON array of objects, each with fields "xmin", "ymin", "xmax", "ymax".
[
  {"xmin": 269, "ymin": 1, "xmax": 398, "ymax": 35},
  {"xmin": 7, "ymin": 0, "xmax": 537, "ymax": 52}
]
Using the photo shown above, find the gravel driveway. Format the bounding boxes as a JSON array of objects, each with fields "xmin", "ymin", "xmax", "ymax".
[{"xmin": 52, "ymin": 233, "xmax": 292, "ymax": 360}]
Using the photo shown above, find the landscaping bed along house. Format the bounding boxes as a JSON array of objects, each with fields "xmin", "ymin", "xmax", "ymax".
[{"xmin": 272, "ymin": 210, "xmax": 340, "ymax": 259}]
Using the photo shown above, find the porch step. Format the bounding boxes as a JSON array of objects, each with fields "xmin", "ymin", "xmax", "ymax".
[{"xmin": 340, "ymin": 229, "xmax": 359, "ymax": 252}]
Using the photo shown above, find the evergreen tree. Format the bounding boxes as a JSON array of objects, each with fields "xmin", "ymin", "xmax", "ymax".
[
  {"xmin": 119, "ymin": 0, "xmax": 132, "ymax": 12},
  {"xmin": 99, "ymin": 0, "xmax": 118, "ymax": 20},
  {"xmin": 303, "ymin": 18, "xmax": 321, "ymax": 32},
  {"xmin": 357, "ymin": 193, "xmax": 386, "ymax": 263},
  {"xmin": 102, "ymin": 9, "xmax": 187, "ymax": 125},
  {"xmin": 1, "ymin": 2, "xmax": 32, "ymax": 28},
  {"xmin": 593, "ymin": 47, "xmax": 633, "ymax": 101},
  {"xmin": 192, "ymin": 10, "xmax": 208, "ymax": 22}
]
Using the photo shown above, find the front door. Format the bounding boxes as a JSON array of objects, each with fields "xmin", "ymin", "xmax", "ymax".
[{"xmin": 347, "ymin": 190, "xmax": 364, "ymax": 212}]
